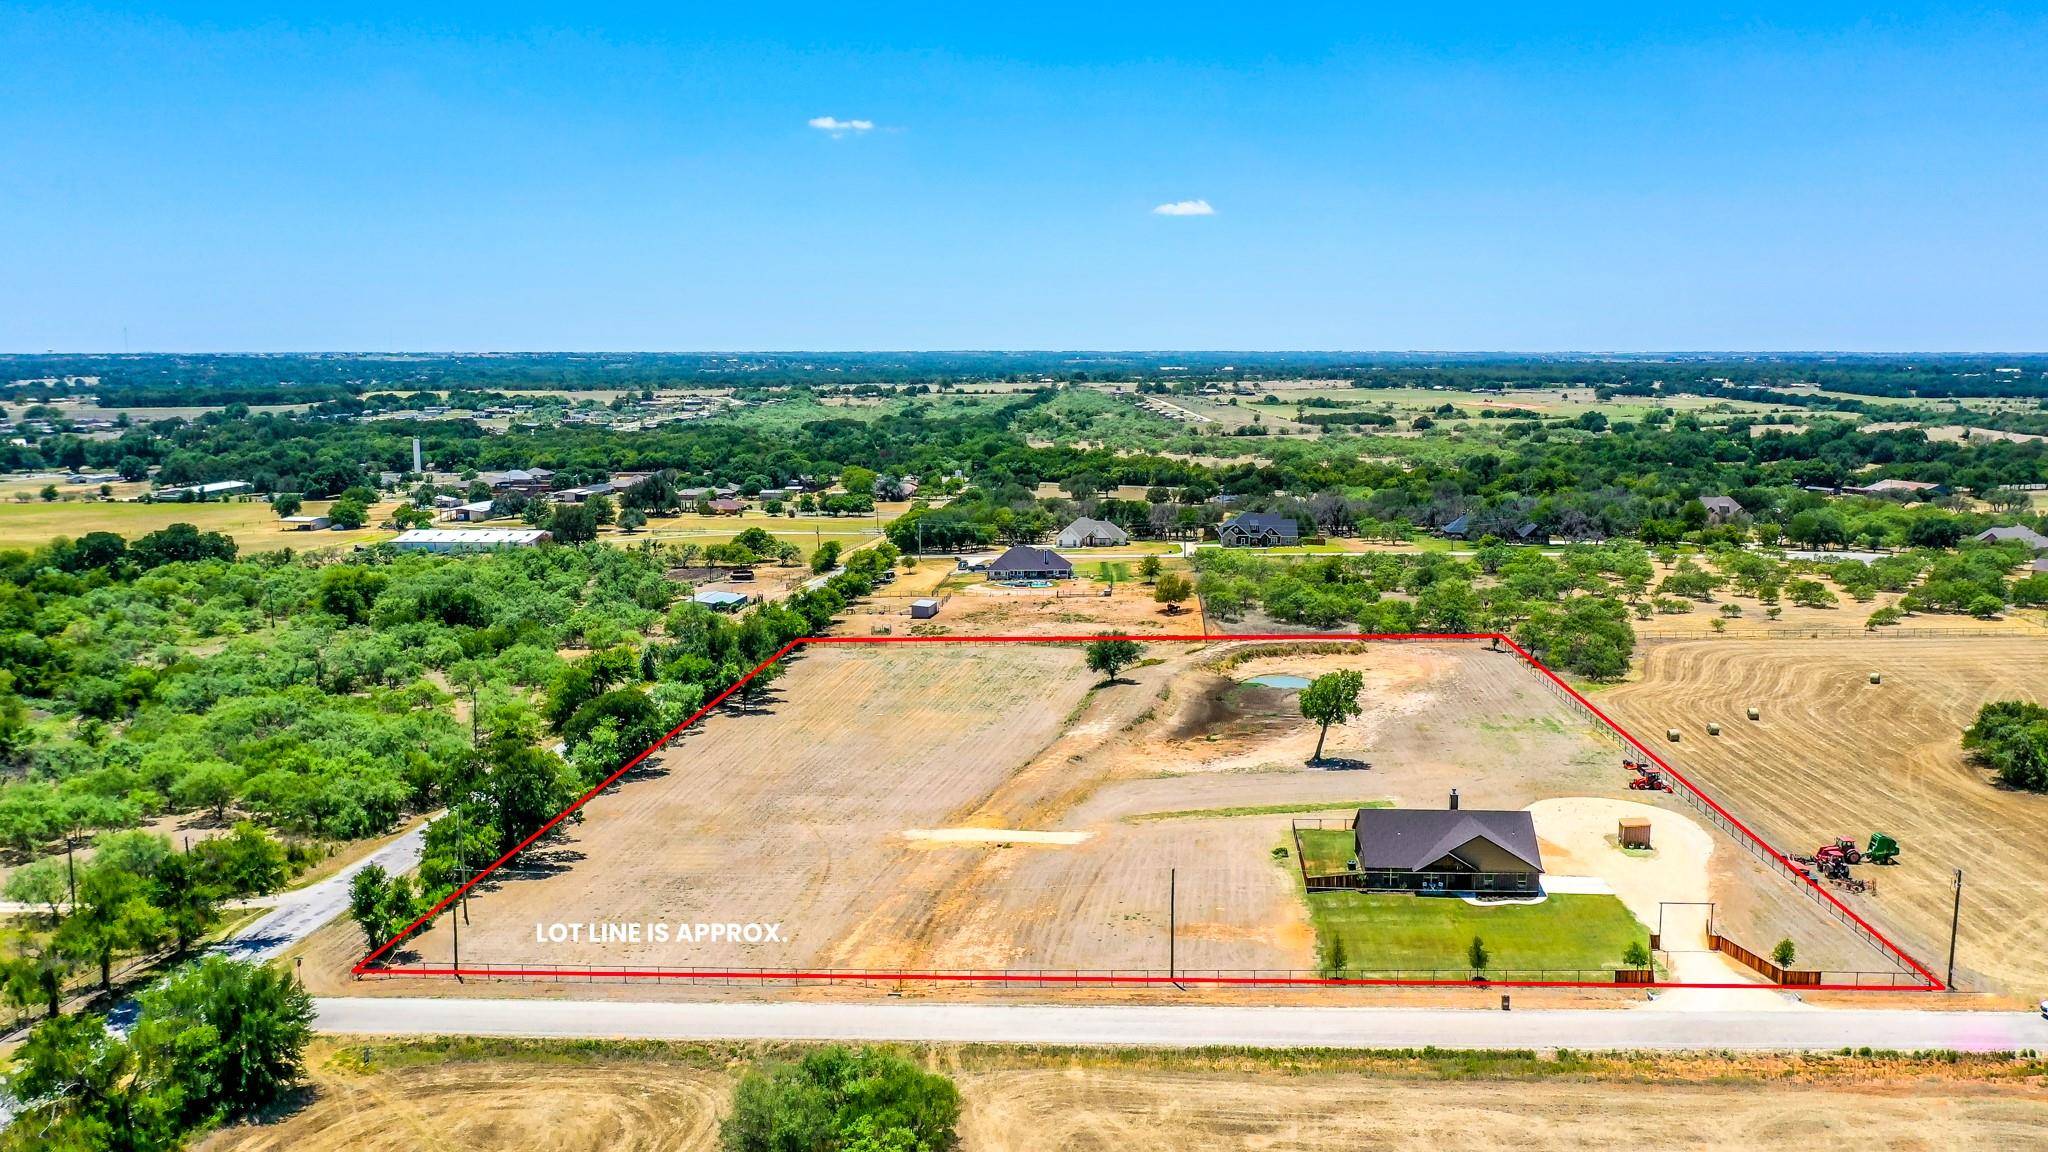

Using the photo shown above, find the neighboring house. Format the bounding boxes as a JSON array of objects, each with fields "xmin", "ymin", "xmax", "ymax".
[
  {"xmin": 987, "ymin": 545, "xmax": 1074, "ymax": 580},
  {"xmin": 1217, "ymin": 513, "xmax": 1299, "ymax": 548},
  {"xmin": 450, "ymin": 500, "xmax": 501, "ymax": 522},
  {"xmin": 281, "ymin": 515, "xmax": 331, "ymax": 531},
  {"xmin": 478, "ymin": 468, "xmax": 554, "ymax": 494},
  {"xmin": 707, "ymin": 498, "xmax": 746, "ymax": 515},
  {"xmin": 1056, "ymin": 516, "xmax": 1130, "ymax": 548},
  {"xmin": 1974, "ymin": 525, "xmax": 2048, "ymax": 552},
  {"xmin": 1842, "ymin": 478, "xmax": 1949, "ymax": 499},
  {"xmin": 1438, "ymin": 514, "xmax": 1471, "ymax": 539},
  {"xmin": 692, "ymin": 589, "xmax": 750, "ymax": 611},
  {"xmin": 389, "ymin": 528, "xmax": 551, "ymax": 552},
  {"xmin": 1699, "ymin": 495, "xmax": 1745, "ymax": 523},
  {"xmin": 551, "ymin": 481, "xmax": 617, "ymax": 503},
  {"xmin": 1348, "ymin": 798, "xmax": 1545, "ymax": 895}
]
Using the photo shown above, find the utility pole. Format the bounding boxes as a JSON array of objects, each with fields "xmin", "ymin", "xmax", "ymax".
[
  {"xmin": 65, "ymin": 825, "xmax": 78, "ymax": 907},
  {"xmin": 1946, "ymin": 869, "xmax": 1963, "ymax": 991},
  {"xmin": 1168, "ymin": 868, "xmax": 1177, "ymax": 984}
]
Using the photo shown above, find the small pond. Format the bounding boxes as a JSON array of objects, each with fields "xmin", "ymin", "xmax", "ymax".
[{"xmin": 1243, "ymin": 673, "xmax": 1312, "ymax": 690}]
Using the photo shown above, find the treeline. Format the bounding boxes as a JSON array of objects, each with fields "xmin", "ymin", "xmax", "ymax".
[
  {"xmin": 1192, "ymin": 545, "xmax": 1644, "ymax": 680},
  {"xmin": 8, "ymin": 352, "xmax": 2045, "ymax": 404},
  {"xmin": 352, "ymin": 543, "xmax": 906, "ymax": 957}
]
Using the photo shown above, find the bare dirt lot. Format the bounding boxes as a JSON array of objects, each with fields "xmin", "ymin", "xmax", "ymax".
[
  {"xmin": 389, "ymin": 643, "xmax": 1097, "ymax": 972},
  {"xmin": 1602, "ymin": 637, "xmax": 2048, "ymax": 995},
  {"xmin": 199, "ymin": 1043, "xmax": 2048, "ymax": 1152},
  {"xmin": 323, "ymin": 637, "xmax": 1885, "ymax": 992}
]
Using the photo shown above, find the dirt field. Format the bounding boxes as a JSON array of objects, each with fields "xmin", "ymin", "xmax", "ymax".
[
  {"xmin": 199, "ymin": 1043, "xmax": 2048, "ymax": 1152},
  {"xmin": 326, "ymin": 637, "xmax": 1884, "ymax": 990},
  {"xmin": 1602, "ymin": 637, "xmax": 2048, "ymax": 994},
  {"xmin": 389, "ymin": 643, "xmax": 1096, "ymax": 972}
]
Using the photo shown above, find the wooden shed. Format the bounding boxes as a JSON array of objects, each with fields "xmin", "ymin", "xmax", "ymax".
[{"xmin": 1618, "ymin": 818, "xmax": 1652, "ymax": 850}]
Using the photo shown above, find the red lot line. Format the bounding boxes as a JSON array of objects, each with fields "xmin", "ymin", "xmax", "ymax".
[{"xmin": 355, "ymin": 632, "xmax": 1943, "ymax": 991}]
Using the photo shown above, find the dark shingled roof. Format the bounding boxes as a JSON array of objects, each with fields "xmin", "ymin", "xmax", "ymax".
[
  {"xmin": 988, "ymin": 545, "xmax": 1073, "ymax": 575},
  {"xmin": 1221, "ymin": 512, "xmax": 1298, "ymax": 535},
  {"xmin": 1352, "ymin": 809, "xmax": 1544, "ymax": 873}
]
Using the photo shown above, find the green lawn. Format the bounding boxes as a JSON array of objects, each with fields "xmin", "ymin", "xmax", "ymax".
[
  {"xmin": 1308, "ymin": 890, "xmax": 1648, "ymax": 977},
  {"xmin": 1296, "ymin": 827, "xmax": 1359, "ymax": 876}
]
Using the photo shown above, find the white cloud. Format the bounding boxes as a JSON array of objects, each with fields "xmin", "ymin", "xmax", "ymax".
[
  {"xmin": 1152, "ymin": 199, "xmax": 1216, "ymax": 217},
  {"xmin": 809, "ymin": 116, "xmax": 875, "ymax": 137}
]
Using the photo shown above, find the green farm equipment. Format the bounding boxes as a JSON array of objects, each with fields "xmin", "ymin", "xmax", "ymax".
[{"xmin": 1865, "ymin": 832, "xmax": 1901, "ymax": 865}]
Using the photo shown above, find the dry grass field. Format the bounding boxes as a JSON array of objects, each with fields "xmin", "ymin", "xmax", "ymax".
[
  {"xmin": 327, "ymin": 636, "xmax": 1884, "ymax": 990},
  {"xmin": 0, "ymin": 492, "xmax": 398, "ymax": 552},
  {"xmin": 198, "ymin": 1043, "xmax": 2048, "ymax": 1152},
  {"xmin": 1602, "ymin": 638, "xmax": 2048, "ymax": 993}
]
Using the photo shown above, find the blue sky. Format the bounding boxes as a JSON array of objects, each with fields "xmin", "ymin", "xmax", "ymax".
[{"xmin": 3, "ymin": 4, "xmax": 2046, "ymax": 352}]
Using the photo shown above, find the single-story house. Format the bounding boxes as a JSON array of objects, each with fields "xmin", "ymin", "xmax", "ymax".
[
  {"xmin": 450, "ymin": 500, "xmax": 501, "ymax": 522},
  {"xmin": 1056, "ymin": 516, "xmax": 1129, "ymax": 548},
  {"xmin": 1511, "ymin": 521, "xmax": 1543, "ymax": 542},
  {"xmin": 282, "ymin": 515, "xmax": 331, "ymax": 531},
  {"xmin": 1974, "ymin": 525, "xmax": 2048, "ymax": 552},
  {"xmin": 1842, "ymin": 478, "xmax": 1949, "ymax": 499},
  {"xmin": 1438, "ymin": 514, "xmax": 1471, "ymax": 539},
  {"xmin": 1217, "ymin": 512, "xmax": 1299, "ymax": 548},
  {"xmin": 988, "ymin": 545, "xmax": 1074, "ymax": 581},
  {"xmin": 1349, "ymin": 799, "xmax": 1545, "ymax": 894},
  {"xmin": 707, "ymin": 498, "xmax": 746, "ymax": 515},
  {"xmin": 692, "ymin": 589, "xmax": 750, "ymax": 611},
  {"xmin": 1699, "ymin": 495, "xmax": 1745, "ymax": 523},
  {"xmin": 478, "ymin": 468, "xmax": 554, "ymax": 494},
  {"xmin": 910, "ymin": 598, "xmax": 941, "ymax": 619},
  {"xmin": 551, "ymin": 481, "xmax": 617, "ymax": 503},
  {"xmin": 389, "ymin": 528, "xmax": 551, "ymax": 553}
]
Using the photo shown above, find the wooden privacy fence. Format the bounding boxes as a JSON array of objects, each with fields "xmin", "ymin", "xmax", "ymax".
[{"xmin": 1710, "ymin": 933, "xmax": 1822, "ymax": 986}]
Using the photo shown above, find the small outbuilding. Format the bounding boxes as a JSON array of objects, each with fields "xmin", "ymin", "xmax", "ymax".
[
  {"xmin": 692, "ymin": 589, "xmax": 750, "ymax": 611},
  {"xmin": 910, "ymin": 598, "xmax": 941, "ymax": 619},
  {"xmin": 1618, "ymin": 818, "xmax": 1653, "ymax": 850},
  {"xmin": 282, "ymin": 515, "xmax": 331, "ymax": 531}
]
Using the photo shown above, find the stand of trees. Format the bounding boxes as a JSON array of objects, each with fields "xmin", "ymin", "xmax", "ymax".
[
  {"xmin": 1, "ymin": 956, "xmax": 313, "ymax": 1152},
  {"xmin": 1963, "ymin": 701, "xmax": 2048, "ymax": 792}
]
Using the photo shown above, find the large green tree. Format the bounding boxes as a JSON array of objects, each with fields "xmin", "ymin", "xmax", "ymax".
[{"xmin": 1299, "ymin": 668, "xmax": 1365, "ymax": 763}]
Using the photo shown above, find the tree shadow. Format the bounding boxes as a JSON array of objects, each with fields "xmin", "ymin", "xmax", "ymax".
[{"xmin": 1307, "ymin": 756, "xmax": 1371, "ymax": 771}]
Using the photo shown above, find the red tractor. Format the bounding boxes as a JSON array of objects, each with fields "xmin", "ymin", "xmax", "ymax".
[
  {"xmin": 1812, "ymin": 836, "xmax": 1864, "ymax": 867},
  {"xmin": 1624, "ymin": 758, "xmax": 1674, "ymax": 793}
]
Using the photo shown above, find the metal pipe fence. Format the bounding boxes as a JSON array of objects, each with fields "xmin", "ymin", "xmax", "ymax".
[
  {"xmin": 1518, "ymin": 652, "xmax": 1934, "ymax": 983},
  {"xmin": 355, "ymin": 960, "xmax": 1922, "ymax": 989}
]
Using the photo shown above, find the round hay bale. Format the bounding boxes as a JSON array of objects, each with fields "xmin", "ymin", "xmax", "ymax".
[
  {"xmin": 1869, "ymin": 672, "xmax": 1882, "ymax": 685},
  {"xmin": 1747, "ymin": 706, "xmax": 1760, "ymax": 721},
  {"xmin": 1667, "ymin": 728, "xmax": 1681, "ymax": 742},
  {"xmin": 1707, "ymin": 722, "xmax": 1721, "ymax": 736}
]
